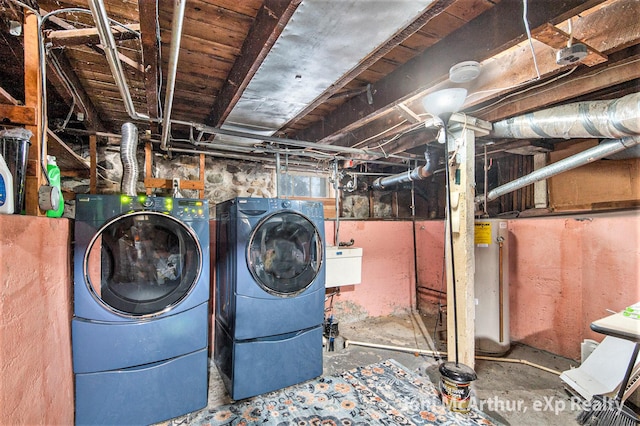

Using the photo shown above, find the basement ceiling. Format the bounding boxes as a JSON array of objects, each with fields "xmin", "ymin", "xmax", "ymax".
[{"xmin": 0, "ymin": 0, "xmax": 639, "ymax": 172}]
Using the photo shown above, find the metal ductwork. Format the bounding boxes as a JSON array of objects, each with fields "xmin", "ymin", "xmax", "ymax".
[
  {"xmin": 479, "ymin": 136, "xmax": 640, "ymax": 202},
  {"xmin": 120, "ymin": 123, "xmax": 139, "ymax": 196},
  {"xmin": 87, "ymin": 0, "xmax": 148, "ymax": 121},
  {"xmin": 372, "ymin": 145, "xmax": 439, "ymax": 190},
  {"xmin": 477, "ymin": 93, "xmax": 640, "ymax": 204},
  {"xmin": 491, "ymin": 92, "xmax": 640, "ymax": 140}
]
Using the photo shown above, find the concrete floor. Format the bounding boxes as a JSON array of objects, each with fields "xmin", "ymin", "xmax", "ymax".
[{"xmin": 166, "ymin": 312, "xmax": 588, "ymax": 425}]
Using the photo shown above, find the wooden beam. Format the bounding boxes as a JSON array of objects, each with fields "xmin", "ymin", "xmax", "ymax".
[
  {"xmin": 295, "ymin": 0, "xmax": 607, "ymax": 144},
  {"xmin": 0, "ymin": 104, "xmax": 36, "ymax": 126},
  {"xmin": 205, "ymin": 0, "xmax": 301, "ymax": 127},
  {"xmin": 138, "ymin": 0, "xmax": 160, "ymax": 131},
  {"xmin": 45, "ymin": 24, "xmax": 141, "ymax": 48},
  {"xmin": 478, "ymin": 48, "xmax": 640, "ymax": 123},
  {"xmin": 0, "ymin": 86, "xmax": 21, "ymax": 105},
  {"xmin": 23, "ymin": 10, "xmax": 45, "ymax": 216}
]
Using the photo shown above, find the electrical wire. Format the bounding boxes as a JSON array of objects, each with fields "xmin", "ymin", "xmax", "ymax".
[{"xmin": 522, "ymin": 0, "xmax": 541, "ymax": 80}]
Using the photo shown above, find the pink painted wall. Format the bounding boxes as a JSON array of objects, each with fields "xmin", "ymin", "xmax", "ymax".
[
  {"xmin": 0, "ymin": 215, "xmax": 74, "ymax": 425},
  {"xmin": 414, "ymin": 212, "xmax": 639, "ymax": 360},
  {"xmin": 324, "ymin": 221, "xmax": 416, "ymax": 321},
  {"xmin": 508, "ymin": 211, "xmax": 640, "ymax": 360}
]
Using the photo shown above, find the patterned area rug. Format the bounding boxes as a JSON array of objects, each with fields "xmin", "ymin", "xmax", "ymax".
[{"xmin": 182, "ymin": 359, "xmax": 497, "ymax": 425}]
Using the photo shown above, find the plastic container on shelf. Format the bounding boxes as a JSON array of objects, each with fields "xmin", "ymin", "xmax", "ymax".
[
  {"xmin": 0, "ymin": 152, "xmax": 15, "ymax": 214},
  {"xmin": 46, "ymin": 155, "xmax": 64, "ymax": 218},
  {"xmin": 0, "ymin": 128, "xmax": 32, "ymax": 214}
]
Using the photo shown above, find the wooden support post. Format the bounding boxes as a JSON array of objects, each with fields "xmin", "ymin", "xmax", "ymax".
[
  {"xmin": 89, "ymin": 135, "xmax": 97, "ymax": 194},
  {"xmin": 145, "ymin": 142, "xmax": 153, "ymax": 196},
  {"xmin": 533, "ymin": 153, "xmax": 548, "ymax": 208},
  {"xmin": 198, "ymin": 153, "xmax": 205, "ymax": 199},
  {"xmin": 143, "ymin": 143, "xmax": 206, "ymax": 197},
  {"xmin": 23, "ymin": 11, "xmax": 46, "ymax": 216},
  {"xmin": 444, "ymin": 117, "xmax": 489, "ymax": 370}
]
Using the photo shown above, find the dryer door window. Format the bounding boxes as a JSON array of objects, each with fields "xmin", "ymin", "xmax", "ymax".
[
  {"xmin": 247, "ymin": 211, "xmax": 323, "ymax": 297},
  {"xmin": 84, "ymin": 211, "xmax": 202, "ymax": 317}
]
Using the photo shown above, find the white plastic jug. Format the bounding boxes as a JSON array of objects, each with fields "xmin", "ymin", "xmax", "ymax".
[{"xmin": 0, "ymin": 152, "xmax": 15, "ymax": 214}]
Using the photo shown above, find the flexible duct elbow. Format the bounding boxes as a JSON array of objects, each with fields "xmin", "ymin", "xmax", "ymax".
[{"xmin": 120, "ymin": 122, "xmax": 139, "ymax": 196}]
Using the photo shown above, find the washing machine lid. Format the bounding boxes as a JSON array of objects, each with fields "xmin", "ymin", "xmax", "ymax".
[
  {"xmin": 84, "ymin": 211, "xmax": 202, "ymax": 317},
  {"xmin": 247, "ymin": 210, "xmax": 323, "ymax": 297}
]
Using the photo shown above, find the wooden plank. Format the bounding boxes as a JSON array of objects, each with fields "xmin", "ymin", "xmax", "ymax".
[
  {"xmin": 198, "ymin": 153, "xmax": 205, "ymax": 198},
  {"xmin": 45, "ymin": 24, "xmax": 141, "ymax": 47},
  {"xmin": 23, "ymin": 11, "xmax": 45, "ymax": 216},
  {"xmin": 205, "ymin": 0, "xmax": 301, "ymax": 126},
  {"xmin": 0, "ymin": 104, "xmax": 36, "ymax": 125},
  {"xmin": 0, "ymin": 86, "xmax": 21, "ymax": 105},
  {"xmin": 446, "ymin": 126, "xmax": 476, "ymax": 368},
  {"xmin": 47, "ymin": 130, "xmax": 90, "ymax": 174},
  {"xmin": 144, "ymin": 177, "xmax": 204, "ymax": 191},
  {"xmin": 145, "ymin": 142, "xmax": 153, "ymax": 195}
]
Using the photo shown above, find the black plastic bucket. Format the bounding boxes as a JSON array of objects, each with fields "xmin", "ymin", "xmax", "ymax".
[
  {"xmin": 0, "ymin": 129, "xmax": 32, "ymax": 214},
  {"xmin": 439, "ymin": 362, "xmax": 477, "ymax": 414}
]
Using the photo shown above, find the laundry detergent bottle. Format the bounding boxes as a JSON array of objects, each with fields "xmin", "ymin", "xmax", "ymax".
[
  {"xmin": 0, "ymin": 152, "xmax": 14, "ymax": 214},
  {"xmin": 46, "ymin": 155, "xmax": 64, "ymax": 217}
]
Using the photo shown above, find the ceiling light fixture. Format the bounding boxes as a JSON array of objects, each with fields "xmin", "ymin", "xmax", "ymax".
[{"xmin": 422, "ymin": 88, "xmax": 468, "ymax": 128}]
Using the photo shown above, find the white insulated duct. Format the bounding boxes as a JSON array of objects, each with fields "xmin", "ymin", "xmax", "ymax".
[
  {"xmin": 120, "ymin": 122, "xmax": 139, "ymax": 196},
  {"xmin": 491, "ymin": 92, "xmax": 640, "ymax": 140},
  {"xmin": 87, "ymin": 0, "xmax": 148, "ymax": 121}
]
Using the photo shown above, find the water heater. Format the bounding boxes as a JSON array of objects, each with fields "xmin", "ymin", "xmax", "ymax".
[{"xmin": 474, "ymin": 219, "xmax": 510, "ymax": 355}]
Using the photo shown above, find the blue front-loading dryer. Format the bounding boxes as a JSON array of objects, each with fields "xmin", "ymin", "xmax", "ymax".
[
  {"xmin": 214, "ymin": 197, "xmax": 325, "ymax": 400},
  {"xmin": 72, "ymin": 194, "xmax": 210, "ymax": 425}
]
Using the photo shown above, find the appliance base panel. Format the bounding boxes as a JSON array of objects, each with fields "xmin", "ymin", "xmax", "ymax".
[
  {"xmin": 75, "ymin": 348, "xmax": 208, "ymax": 425},
  {"xmin": 215, "ymin": 322, "xmax": 323, "ymax": 401}
]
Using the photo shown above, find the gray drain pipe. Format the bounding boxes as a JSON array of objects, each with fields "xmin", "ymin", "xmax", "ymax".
[
  {"xmin": 479, "ymin": 136, "xmax": 640, "ymax": 202},
  {"xmin": 372, "ymin": 145, "xmax": 439, "ymax": 190}
]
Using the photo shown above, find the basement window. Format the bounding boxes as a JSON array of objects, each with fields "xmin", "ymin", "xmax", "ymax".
[{"xmin": 278, "ymin": 172, "xmax": 331, "ymax": 198}]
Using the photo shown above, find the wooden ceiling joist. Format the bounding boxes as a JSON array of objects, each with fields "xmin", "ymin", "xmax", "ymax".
[{"xmin": 45, "ymin": 24, "xmax": 141, "ymax": 47}]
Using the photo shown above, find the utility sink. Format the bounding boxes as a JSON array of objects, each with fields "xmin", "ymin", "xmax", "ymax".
[{"xmin": 325, "ymin": 246, "xmax": 363, "ymax": 288}]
